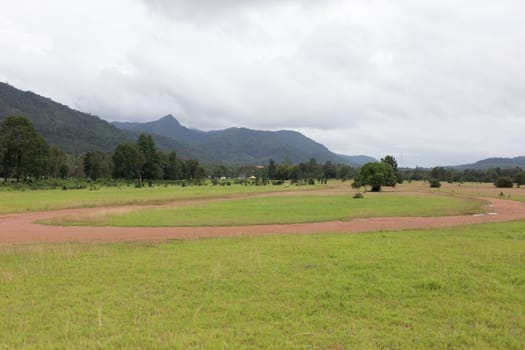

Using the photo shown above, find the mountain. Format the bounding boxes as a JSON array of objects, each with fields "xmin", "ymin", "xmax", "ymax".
[
  {"xmin": 337, "ymin": 154, "xmax": 377, "ymax": 166},
  {"xmin": 113, "ymin": 115, "xmax": 374, "ymax": 165},
  {"xmin": 0, "ymin": 82, "xmax": 197, "ymax": 157},
  {"xmin": 113, "ymin": 115, "xmax": 207, "ymax": 145},
  {"xmin": 0, "ymin": 82, "xmax": 374, "ymax": 165},
  {"xmin": 452, "ymin": 157, "xmax": 525, "ymax": 170}
]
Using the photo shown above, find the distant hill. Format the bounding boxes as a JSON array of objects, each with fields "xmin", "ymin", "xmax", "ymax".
[
  {"xmin": 0, "ymin": 82, "xmax": 197, "ymax": 157},
  {"xmin": 452, "ymin": 157, "xmax": 525, "ymax": 170},
  {"xmin": 337, "ymin": 154, "xmax": 377, "ymax": 166},
  {"xmin": 113, "ymin": 115, "xmax": 374, "ymax": 165},
  {"xmin": 0, "ymin": 82, "xmax": 375, "ymax": 165}
]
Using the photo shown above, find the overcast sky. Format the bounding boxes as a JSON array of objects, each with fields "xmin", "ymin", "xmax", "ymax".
[{"xmin": 1, "ymin": 0, "xmax": 524, "ymax": 167}]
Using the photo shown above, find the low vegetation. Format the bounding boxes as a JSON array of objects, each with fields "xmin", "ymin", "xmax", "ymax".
[
  {"xmin": 495, "ymin": 176, "xmax": 514, "ymax": 188},
  {"xmin": 429, "ymin": 178, "xmax": 442, "ymax": 188},
  {"xmin": 0, "ymin": 182, "xmax": 330, "ymax": 214},
  {"xmin": 41, "ymin": 194, "xmax": 486, "ymax": 227},
  {"xmin": 1, "ymin": 221, "xmax": 524, "ymax": 348}
]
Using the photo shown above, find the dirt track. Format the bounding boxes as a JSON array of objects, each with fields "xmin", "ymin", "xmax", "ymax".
[{"xmin": 1, "ymin": 195, "xmax": 525, "ymax": 245}]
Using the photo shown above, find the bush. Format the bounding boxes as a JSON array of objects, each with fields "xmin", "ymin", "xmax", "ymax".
[
  {"xmin": 353, "ymin": 192, "xmax": 364, "ymax": 199},
  {"xmin": 494, "ymin": 177, "xmax": 513, "ymax": 188},
  {"xmin": 429, "ymin": 178, "xmax": 441, "ymax": 188}
]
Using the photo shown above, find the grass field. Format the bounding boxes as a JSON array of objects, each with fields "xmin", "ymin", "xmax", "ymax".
[
  {"xmin": 1, "ymin": 221, "xmax": 524, "ymax": 349},
  {"xmin": 435, "ymin": 182, "xmax": 525, "ymax": 203},
  {"xmin": 0, "ymin": 182, "xmax": 328, "ymax": 214},
  {"xmin": 42, "ymin": 193, "xmax": 487, "ymax": 227},
  {"xmin": 392, "ymin": 181, "xmax": 525, "ymax": 203},
  {"xmin": 1, "ymin": 181, "xmax": 521, "ymax": 215}
]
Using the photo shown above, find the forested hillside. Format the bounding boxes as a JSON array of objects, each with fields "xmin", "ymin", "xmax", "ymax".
[
  {"xmin": 113, "ymin": 115, "xmax": 375, "ymax": 165},
  {"xmin": 0, "ymin": 82, "xmax": 197, "ymax": 157},
  {"xmin": 453, "ymin": 157, "xmax": 525, "ymax": 170}
]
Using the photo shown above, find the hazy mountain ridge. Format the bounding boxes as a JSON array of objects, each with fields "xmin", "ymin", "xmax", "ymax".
[
  {"xmin": 113, "ymin": 115, "xmax": 374, "ymax": 165},
  {"xmin": 0, "ymin": 82, "xmax": 373, "ymax": 165},
  {"xmin": 12, "ymin": 81, "xmax": 521, "ymax": 168},
  {"xmin": 0, "ymin": 82, "xmax": 201, "ymax": 158},
  {"xmin": 452, "ymin": 157, "xmax": 525, "ymax": 170}
]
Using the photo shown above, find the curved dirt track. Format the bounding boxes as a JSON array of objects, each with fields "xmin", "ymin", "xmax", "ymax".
[{"xmin": 1, "ymin": 195, "xmax": 525, "ymax": 245}]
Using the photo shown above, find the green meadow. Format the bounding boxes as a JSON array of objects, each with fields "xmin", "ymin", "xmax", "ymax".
[
  {"xmin": 42, "ymin": 194, "xmax": 487, "ymax": 227},
  {"xmin": 1, "ymin": 221, "xmax": 524, "ymax": 349},
  {"xmin": 0, "ymin": 183, "xmax": 324, "ymax": 214}
]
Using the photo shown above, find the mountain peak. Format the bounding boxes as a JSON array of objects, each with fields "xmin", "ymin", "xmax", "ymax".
[
  {"xmin": 157, "ymin": 114, "xmax": 181, "ymax": 125},
  {"xmin": 159, "ymin": 114, "xmax": 176, "ymax": 121}
]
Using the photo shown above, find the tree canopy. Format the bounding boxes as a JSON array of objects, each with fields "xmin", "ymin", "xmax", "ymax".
[
  {"xmin": 381, "ymin": 155, "xmax": 403, "ymax": 184},
  {"xmin": 353, "ymin": 162, "xmax": 397, "ymax": 192},
  {"xmin": 0, "ymin": 116, "xmax": 49, "ymax": 181}
]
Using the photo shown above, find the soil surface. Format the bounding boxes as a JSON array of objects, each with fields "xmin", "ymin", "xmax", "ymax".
[{"xmin": 1, "ymin": 194, "xmax": 525, "ymax": 245}]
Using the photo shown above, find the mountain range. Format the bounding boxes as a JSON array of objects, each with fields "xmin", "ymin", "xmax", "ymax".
[
  {"xmin": 0, "ymin": 82, "xmax": 197, "ymax": 158},
  {"xmin": 2, "ymin": 81, "xmax": 522, "ymax": 169},
  {"xmin": 0, "ymin": 82, "xmax": 374, "ymax": 165},
  {"xmin": 451, "ymin": 157, "xmax": 525, "ymax": 170},
  {"xmin": 112, "ymin": 115, "xmax": 376, "ymax": 165}
]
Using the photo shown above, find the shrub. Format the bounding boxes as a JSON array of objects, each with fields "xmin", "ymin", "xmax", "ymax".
[
  {"xmin": 494, "ymin": 177, "xmax": 513, "ymax": 188},
  {"xmin": 429, "ymin": 178, "xmax": 441, "ymax": 188},
  {"xmin": 353, "ymin": 192, "xmax": 364, "ymax": 199}
]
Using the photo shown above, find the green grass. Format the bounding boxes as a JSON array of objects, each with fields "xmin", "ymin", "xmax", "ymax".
[
  {"xmin": 1, "ymin": 221, "xmax": 525, "ymax": 348},
  {"xmin": 0, "ymin": 183, "xmax": 325, "ymax": 214},
  {"xmin": 45, "ymin": 194, "xmax": 487, "ymax": 227}
]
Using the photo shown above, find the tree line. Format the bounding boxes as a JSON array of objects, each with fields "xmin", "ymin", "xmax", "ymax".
[
  {"xmin": 0, "ymin": 116, "xmax": 354, "ymax": 184},
  {"xmin": 0, "ymin": 116, "xmax": 207, "ymax": 184},
  {"xmin": 2, "ymin": 116, "xmax": 524, "ymax": 189},
  {"xmin": 401, "ymin": 166, "xmax": 525, "ymax": 186}
]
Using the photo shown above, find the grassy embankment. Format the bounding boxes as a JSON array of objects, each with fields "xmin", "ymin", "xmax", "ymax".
[
  {"xmin": 41, "ymin": 194, "xmax": 487, "ymax": 227},
  {"xmin": 1, "ymin": 221, "xmax": 524, "ymax": 349}
]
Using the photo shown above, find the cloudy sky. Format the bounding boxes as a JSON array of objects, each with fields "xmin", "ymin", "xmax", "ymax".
[{"xmin": 1, "ymin": 0, "xmax": 524, "ymax": 167}]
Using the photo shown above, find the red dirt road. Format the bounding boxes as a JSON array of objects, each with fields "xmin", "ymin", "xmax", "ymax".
[{"xmin": 1, "ymin": 196, "xmax": 525, "ymax": 245}]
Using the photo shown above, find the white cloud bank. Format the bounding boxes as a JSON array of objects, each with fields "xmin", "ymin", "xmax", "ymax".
[{"xmin": 0, "ymin": 0, "xmax": 524, "ymax": 166}]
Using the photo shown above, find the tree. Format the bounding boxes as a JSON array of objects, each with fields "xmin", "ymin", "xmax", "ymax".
[
  {"xmin": 429, "ymin": 178, "xmax": 442, "ymax": 188},
  {"xmin": 0, "ymin": 116, "xmax": 49, "ymax": 181},
  {"xmin": 162, "ymin": 151, "xmax": 181, "ymax": 180},
  {"xmin": 112, "ymin": 143, "xmax": 143, "ymax": 180},
  {"xmin": 182, "ymin": 159, "xmax": 205, "ymax": 182},
  {"xmin": 381, "ymin": 155, "xmax": 403, "ymax": 184},
  {"xmin": 353, "ymin": 162, "xmax": 397, "ymax": 192},
  {"xmin": 494, "ymin": 176, "xmax": 513, "ymax": 188},
  {"xmin": 0, "ymin": 141, "xmax": 4, "ymax": 174},
  {"xmin": 322, "ymin": 161, "xmax": 336, "ymax": 180},
  {"xmin": 137, "ymin": 134, "xmax": 161, "ymax": 180},
  {"xmin": 48, "ymin": 146, "xmax": 68, "ymax": 178},
  {"xmin": 336, "ymin": 164, "xmax": 354, "ymax": 181},
  {"xmin": 275, "ymin": 163, "xmax": 292, "ymax": 181},
  {"xmin": 210, "ymin": 164, "xmax": 228, "ymax": 180},
  {"xmin": 266, "ymin": 159, "xmax": 276, "ymax": 180},
  {"xmin": 83, "ymin": 151, "xmax": 111, "ymax": 180}
]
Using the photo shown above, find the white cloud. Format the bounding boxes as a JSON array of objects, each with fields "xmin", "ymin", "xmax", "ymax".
[{"xmin": 0, "ymin": 0, "xmax": 524, "ymax": 166}]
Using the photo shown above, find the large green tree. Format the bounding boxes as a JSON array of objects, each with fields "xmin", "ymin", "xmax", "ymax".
[
  {"xmin": 353, "ymin": 162, "xmax": 397, "ymax": 192},
  {"xmin": 161, "ymin": 151, "xmax": 181, "ymax": 180},
  {"xmin": 182, "ymin": 159, "xmax": 205, "ymax": 182},
  {"xmin": 0, "ymin": 116, "xmax": 49, "ymax": 181},
  {"xmin": 137, "ymin": 134, "xmax": 161, "ymax": 180},
  {"xmin": 112, "ymin": 143, "xmax": 143, "ymax": 180},
  {"xmin": 83, "ymin": 151, "xmax": 111, "ymax": 180},
  {"xmin": 381, "ymin": 155, "xmax": 403, "ymax": 184}
]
